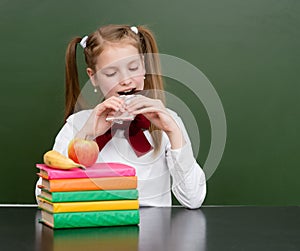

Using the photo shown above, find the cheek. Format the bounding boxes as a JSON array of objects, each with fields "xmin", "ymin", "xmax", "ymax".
[
  {"xmin": 132, "ymin": 75, "xmax": 145, "ymax": 89},
  {"xmin": 98, "ymin": 78, "xmax": 119, "ymax": 96}
]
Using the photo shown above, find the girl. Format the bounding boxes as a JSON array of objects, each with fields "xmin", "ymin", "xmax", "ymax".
[{"xmin": 36, "ymin": 24, "xmax": 206, "ymax": 209}]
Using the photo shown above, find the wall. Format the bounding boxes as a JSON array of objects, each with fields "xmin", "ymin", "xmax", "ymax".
[{"xmin": 0, "ymin": 0, "xmax": 299, "ymax": 205}]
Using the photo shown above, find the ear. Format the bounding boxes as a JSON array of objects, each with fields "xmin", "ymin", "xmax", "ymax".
[{"xmin": 86, "ymin": 68, "xmax": 97, "ymax": 87}]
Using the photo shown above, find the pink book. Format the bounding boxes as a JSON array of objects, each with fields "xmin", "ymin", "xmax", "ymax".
[{"xmin": 36, "ymin": 162, "xmax": 136, "ymax": 180}]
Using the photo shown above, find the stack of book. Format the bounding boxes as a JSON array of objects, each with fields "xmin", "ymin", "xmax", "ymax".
[{"xmin": 36, "ymin": 162, "xmax": 139, "ymax": 229}]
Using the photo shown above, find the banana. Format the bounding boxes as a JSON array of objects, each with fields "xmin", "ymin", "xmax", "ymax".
[{"xmin": 43, "ymin": 150, "xmax": 86, "ymax": 170}]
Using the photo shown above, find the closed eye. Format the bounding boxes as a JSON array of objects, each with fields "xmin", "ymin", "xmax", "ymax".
[
  {"xmin": 129, "ymin": 66, "xmax": 139, "ymax": 71},
  {"xmin": 105, "ymin": 72, "xmax": 116, "ymax": 77}
]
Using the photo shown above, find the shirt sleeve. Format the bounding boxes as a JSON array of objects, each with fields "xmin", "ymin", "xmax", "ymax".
[
  {"xmin": 52, "ymin": 110, "xmax": 92, "ymax": 156},
  {"xmin": 165, "ymin": 110, "xmax": 207, "ymax": 209},
  {"xmin": 52, "ymin": 120, "xmax": 77, "ymax": 157}
]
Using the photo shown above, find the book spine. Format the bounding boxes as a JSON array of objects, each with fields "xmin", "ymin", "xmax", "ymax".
[
  {"xmin": 36, "ymin": 163, "xmax": 136, "ymax": 179},
  {"xmin": 51, "ymin": 210, "xmax": 140, "ymax": 228},
  {"xmin": 50, "ymin": 189, "xmax": 138, "ymax": 202},
  {"xmin": 38, "ymin": 198, "xmax": 140, "ymax": 213},
  {"xmin": 52, "ymin": 200, "xmax": 139, "ymax": 213},
  {"xmin": 49, "ymin": 176, "xmax": 137, "ymax": 192}
]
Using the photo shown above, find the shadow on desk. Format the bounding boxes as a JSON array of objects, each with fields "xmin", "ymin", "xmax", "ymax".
[
  {"xmin": 35, "ymin": 207, "xmax": 207, "ymax": 251},
  {"xmin": 37, "ymin": 224, "xmax": 138, "ymax": 251}
]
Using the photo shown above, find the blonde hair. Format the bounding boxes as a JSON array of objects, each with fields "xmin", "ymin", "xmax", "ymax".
[{"xmin": 65, "ymin": 24, "xmax": 165, "ymax": 152}]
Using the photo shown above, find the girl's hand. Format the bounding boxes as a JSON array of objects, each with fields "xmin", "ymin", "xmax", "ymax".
[
  {"xmin": 125, "ymin": 95, "xmax": 186, "ymax": 149},
  {"xmin": 76, "ymin": 96, "xmax": 125, "ymax": 140}
]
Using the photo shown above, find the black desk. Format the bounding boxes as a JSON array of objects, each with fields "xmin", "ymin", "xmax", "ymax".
[{"xmin": 0, "ymin": 206, "xmax": 299, "ymax": 251}]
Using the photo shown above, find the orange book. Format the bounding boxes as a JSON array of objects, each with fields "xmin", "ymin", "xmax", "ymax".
[{"xmin": 38, "ymin": 176, "xmax": 137, "ymax": 192}]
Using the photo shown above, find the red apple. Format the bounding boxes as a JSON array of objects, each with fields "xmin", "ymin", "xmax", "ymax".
[{"xmin": 68, "ymin": 139, "xmax": 99, "ymax": 167}]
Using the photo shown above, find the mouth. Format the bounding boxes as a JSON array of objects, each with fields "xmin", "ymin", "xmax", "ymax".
[{"xmin": 117, "ymin": 88, "xmax": 138, "ymax": 95}]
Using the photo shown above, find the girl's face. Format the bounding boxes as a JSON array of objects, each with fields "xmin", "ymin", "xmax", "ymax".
[{"xmin": 87, "ymin": 43, "xmax": 146, "ymax": 98}]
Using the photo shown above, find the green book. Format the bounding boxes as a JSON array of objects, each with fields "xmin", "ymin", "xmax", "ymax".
[
  {"xmin": 39, "ymin": 210, "xmax": 140, "ymax": 229},
  {"xmin": 39, "ymin": 189, "xmax": 138, "ymax": 202}
]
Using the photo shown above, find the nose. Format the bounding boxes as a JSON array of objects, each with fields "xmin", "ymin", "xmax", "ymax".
[
  {"xmin": 119, "ymin": 70, "xmax": 133, "ymax": 85},
  {"xmin": 120, "ymin": 77, "xmax": 132, "ymax": 86}
]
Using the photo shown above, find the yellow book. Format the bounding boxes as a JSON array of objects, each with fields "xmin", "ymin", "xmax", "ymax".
[{"xmin": 38, "ymin": 197, "xmax": 139, "ymax": 213}]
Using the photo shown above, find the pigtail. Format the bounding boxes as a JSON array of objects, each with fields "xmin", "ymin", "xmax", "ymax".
[
  {"xmin": 137, "ymin": 26, "xmax": 165, "ymax": 153},
  {"xmin": 137, "ymin": 26, "xmax": 165, "ymax": 103},
  {"xmin": 64, "ymin": 37, "xmax": 85, "ymax": 121}
]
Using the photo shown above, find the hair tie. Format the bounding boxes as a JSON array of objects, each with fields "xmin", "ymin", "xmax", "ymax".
[
  {"xmin": 130, "ymin": 26, "xmax": 138, "ymax": 35},
  {"xmin": 79, "ymin": 35, "xmax": 88, "ymax": 48}
]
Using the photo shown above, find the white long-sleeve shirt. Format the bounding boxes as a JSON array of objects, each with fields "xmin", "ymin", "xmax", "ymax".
[{"xmin": 36, "ymin": 109, "xmax": 206, "ymax": 209}]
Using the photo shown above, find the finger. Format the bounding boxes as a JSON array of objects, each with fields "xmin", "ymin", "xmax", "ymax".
[
  {"xmin": 108, "ymin": 97, "xmax": 127, "ymax": 112},
  {"xmin": 96, "ymin": 100, "xmax": 125, "ymax": 116},
  {"xmin": 106, "ymin": 96, "xmax": 126, "ymax": 107},
  {"xmin": 125, "ymin": 98, "xmax": 153, "ymax": 112},
  {"xmin": 131, "ymin": 106, "xmax": 165, "ymax": 115},
  {"xmin": 96, "ymin": 104, "xmax": 118, "ymax": 116}
]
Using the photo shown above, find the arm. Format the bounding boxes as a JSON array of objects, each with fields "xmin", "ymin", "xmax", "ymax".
[
  {"xmin": 126, "ymin": 96, "xmax": 207, "ymax": 208},
  {"xmin": 166, "ymin": 110, "xmax": 206, "ymax": 209},
  {"xmin": 53, "ymin": 95, "xmax": 125, "ymax": 153},
  {"xmin": 52, "ymin": 110, "xmax": 91, "ymax": 156},
  {"xmin": 35, "ymin": 97, "xmax": 123, "ymax": 200}
]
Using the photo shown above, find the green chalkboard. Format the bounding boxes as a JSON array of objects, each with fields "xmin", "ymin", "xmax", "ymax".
[{"xmin": 0, "ymin": 0, "xmax": 299, "ymax": 205}]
